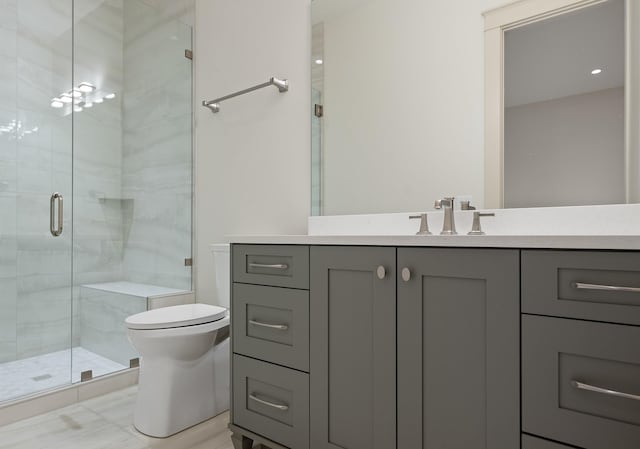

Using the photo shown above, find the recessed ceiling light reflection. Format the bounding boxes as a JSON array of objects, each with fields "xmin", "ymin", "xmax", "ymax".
[
  {"xmin": 71, "ymin": 89, "xmax": 82, "ymax": 98},
  {"xmin": 314, "ymin": 59, "xmax": 323, "ymax": 65},
  {"xmin": 78, "ymin": 82, "xmax": 95, "ymax": 93},
  {"xmin": 94, "ymin": 98, "xmax": 104, "ymax": 104},
  {"xmin": 73, "ymin": 105, "xmax": 83, "ymax": 112},
  {"xmin": 104, "ymin": 93, "xmax": 116, "ymax": 99},
  {"xmin": 84, "ymin": 102, "xmax": 93, "ymax": 108},
  {"xmin": 51, "ymin": 99, "xmax": 64, "ymax": 108},
  {"xmin": 60, "ymin": 94, "xmax": 73, "ymax": 103},
  {"xmin": 591, "ymin": 68, "xmax": 603, "ymax": 75}
]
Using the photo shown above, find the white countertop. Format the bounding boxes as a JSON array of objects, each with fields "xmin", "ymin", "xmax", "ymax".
[
  {"xmin": 225, "ymin": 205, "xmax": 640, "ymax": 250},
  {"xmin": 227, "ymin": 234, "xmax": 640, "ymax": 250}
]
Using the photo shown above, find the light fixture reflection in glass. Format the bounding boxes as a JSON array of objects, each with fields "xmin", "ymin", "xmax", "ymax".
[
  {"xmin": 591, "ymin": 68, "xmax": 603, "ymax": 75},
  {"xmin": 0, "ymin": 120, "xmax": 39, "ymax": 139},
  {"xmin": 314, "ymin": 59, "xmax": 323, "ymax": 65},
  {"xmin": 78, "ymin": 82, "xmax": 95, "ymax": 93},
  {"xmin": 51, "ymin": 83, "xmax": 115, "ymax": 110}
]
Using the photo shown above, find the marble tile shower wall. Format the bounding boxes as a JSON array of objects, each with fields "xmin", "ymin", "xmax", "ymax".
[{"xmin": 121, "ymin": 0, "xmax": 193, "ymax": 292}]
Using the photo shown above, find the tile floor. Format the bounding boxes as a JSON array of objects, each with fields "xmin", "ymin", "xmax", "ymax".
[
  {"xmin": 0, "ymin": 386, "xmax": 234, "ymax": 449},
  {"xmin": 0, "ymin": 347, "xmax": 127, "ymax": 403}
]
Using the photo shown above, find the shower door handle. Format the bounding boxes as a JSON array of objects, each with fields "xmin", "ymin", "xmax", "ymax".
[{"xmin": 50, "ymin": 192, "xmax": 63, "ymax": 237}]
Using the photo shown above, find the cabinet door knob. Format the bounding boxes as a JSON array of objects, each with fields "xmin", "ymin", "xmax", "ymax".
[
  {"xmin": 402, "ymin": 267, "xmax": 411, "ymax": 282},
  {"xmin": 377, "ymin": 265, "xmax": 386, "ymax": 279}
]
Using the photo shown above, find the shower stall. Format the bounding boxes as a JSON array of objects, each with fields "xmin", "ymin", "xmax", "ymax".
[{"xmin": 0, "ymin": 0, "xmax": 193, "ymax": 403}]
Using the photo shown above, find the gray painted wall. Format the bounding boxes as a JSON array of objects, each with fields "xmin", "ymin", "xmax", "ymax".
[{"xmin": 504, "ymin": 87, "xmax": 624, "ymax": 208}]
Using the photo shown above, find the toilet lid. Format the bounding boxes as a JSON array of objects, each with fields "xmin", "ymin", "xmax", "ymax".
[{"xmin": 125, "ymin": 303, "xmax": 227, "ymax": 330}]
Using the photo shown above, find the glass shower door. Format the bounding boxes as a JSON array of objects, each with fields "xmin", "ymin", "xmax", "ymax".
[
  {"xmin": 71, "ymin": 0, "xmax": 193, "ymax": 380},
  {"xmin": 0, "ymin": 0, "xmax": 194, "ymax": 403},
  {"xmin": 0, "ymin": 0, "xmax": 74, "ymax": 402}
]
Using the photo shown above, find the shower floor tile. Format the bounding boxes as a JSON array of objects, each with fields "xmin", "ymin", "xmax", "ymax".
[{"xmin": 0, "ymin": 347, "xmax": 126, "ymax": 403}]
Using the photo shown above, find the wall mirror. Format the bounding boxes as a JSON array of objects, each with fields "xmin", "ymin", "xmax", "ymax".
[
  {"xmin": 484, "ymin": 0, "xmax": 639, "ymax": 208},
  {"xmin": 311, "ymin": 0, "xmax": 639, "ymax": 215},
  {"xmin": 310, "ymin": 0, "xmax": 490, "ymax": 216}
]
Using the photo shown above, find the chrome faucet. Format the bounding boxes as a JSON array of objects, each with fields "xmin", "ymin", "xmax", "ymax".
[{"xmin": 436, "ymin": 197, "xmax": 457, "ymax": 235}]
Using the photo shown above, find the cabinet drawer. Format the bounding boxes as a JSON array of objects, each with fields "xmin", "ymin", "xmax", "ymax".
[
  {"xmin": 522, "ymin": 315, "xmax": 640, "ymax": 449},
  {"xmin": 233, "ymin": 355, "xmax": 309, "ymax": 449},
  {"xmin": 233, "ymin": 245, "xmax": 309, "ymax": 289},
  {"xmin": 232, "ymin": 283, "xmax": 309, "ymax": 371},
  {"xmin": 522, "ymin": 250, "xmax": 640, "ymax": 325},
  {"xmin": 522, "ymin": 435, "xmax": 579, "ymax": 449}
]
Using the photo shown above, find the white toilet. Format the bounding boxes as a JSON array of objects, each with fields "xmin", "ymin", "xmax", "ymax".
[{"xmin": 125, "ymin": 245, "xmax": 231, "ymax": 438}]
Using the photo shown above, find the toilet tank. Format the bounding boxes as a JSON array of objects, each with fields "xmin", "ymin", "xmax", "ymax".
[{"xmin": 210, "ymin": 243, "xmax": 230, "ymax": 309}]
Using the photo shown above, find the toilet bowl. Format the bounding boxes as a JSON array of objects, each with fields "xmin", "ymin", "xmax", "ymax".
[{"xmin": 126, "ymin": 303, "xmax": 230, "ymax": 438}]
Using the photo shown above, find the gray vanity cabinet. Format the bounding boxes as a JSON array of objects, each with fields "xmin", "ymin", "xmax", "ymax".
[
  {"xmin": 309, "ymin": 246, "xmax": 396, "ymax": 449},
  {"xmin": 397, "ymin": 247, "xmax": 520, "ymax": 449},
  {"xmin": 521, "ymin": 250, "xmax": 640, "ymax": 449},
  {"xmin": 522, "ymin": 315, "xmax": 640, "ymax": 449}
]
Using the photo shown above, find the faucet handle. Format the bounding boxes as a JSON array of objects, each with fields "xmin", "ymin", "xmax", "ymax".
[
  {"xmin": 409, "ymin": 213, "xmax": 431, "ymax": 235},
  {"xmin": 468, "ymin": 212, "xmax": 495, "ymax": 236},
  {"xmin": 460, "ymin": 200, "xmax": 476, "ymax": 211},
  {"xmin": 433, "ymin": 200, "xmax": 442, "ymax": 210}
]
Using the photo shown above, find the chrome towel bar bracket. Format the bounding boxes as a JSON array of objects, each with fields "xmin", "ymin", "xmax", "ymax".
[{"xmin": 202, "ymin": 77, "xmax": 289, "ymax": 113}]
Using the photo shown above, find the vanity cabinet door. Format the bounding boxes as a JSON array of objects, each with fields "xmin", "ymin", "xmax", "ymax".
[
  {"xmin": 397, "ymin": 248, "xmax": 520, "ymax": 449},
  {"xmin": 310, "ymin": 246, "xmax": 396, "ymax": 449}
]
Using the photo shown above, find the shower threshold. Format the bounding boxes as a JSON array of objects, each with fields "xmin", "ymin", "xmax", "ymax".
[{"xmin": 0, "ymin": 347, "xmax": 126, "ymax": 403}]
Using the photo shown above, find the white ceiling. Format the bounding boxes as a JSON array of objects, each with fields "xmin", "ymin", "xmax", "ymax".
[{"xmin": 505, "ymin": 0, "xmax": 624, "ymax": 108}]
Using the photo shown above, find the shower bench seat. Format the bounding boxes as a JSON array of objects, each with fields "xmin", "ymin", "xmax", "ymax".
[{"xmin": 79, "ymin": 282, "xmax": 194, "ymax": 367}]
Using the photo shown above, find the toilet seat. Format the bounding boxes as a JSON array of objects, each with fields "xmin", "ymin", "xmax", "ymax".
[{"xmin": 125, "ymin": 303, "xmax": 227, "ymax": 330}]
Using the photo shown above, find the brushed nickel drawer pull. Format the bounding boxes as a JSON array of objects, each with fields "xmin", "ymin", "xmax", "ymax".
[
  {"xmin": 573, "ymin": 282, "xmax": 640, "ymax": 293},
  {"xmin": 249, "ymin": 319, "xmax": 289, "ymax": 331},
  {"xmin": 249, "ymin": 393, "xmax": 289, "ymax": 411},
  {"xmin": 571, "ymin": 380, "xmax": 640, "ymax": 402},
  {"xmin": 249, "ymin": 262, "xmax": 289, "ymax": 270}
]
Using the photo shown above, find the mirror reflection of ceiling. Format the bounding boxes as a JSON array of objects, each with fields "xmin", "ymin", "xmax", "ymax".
[
  {"xmin": 311, "ymin": 0, "xmax": 375, "ymax": 24},
  {"xmin": 505, "ymin": 0, "xmax": 624, "ymax": 108}
]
